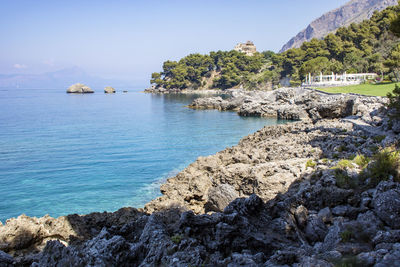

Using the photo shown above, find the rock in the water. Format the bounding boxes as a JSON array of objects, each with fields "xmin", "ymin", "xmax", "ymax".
[
  {"xmin": 66, "ymin": 83, "xmax": 94, "ymax": 94},
  {"xmin": 104, "ymin": 86, "xmax": 116, "ymax": 93}
]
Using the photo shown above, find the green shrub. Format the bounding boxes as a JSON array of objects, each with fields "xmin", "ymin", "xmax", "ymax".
[
  {"xmin": 338, "ymin": 159, "xmax": 354, "ymax": 169},
  {"xmin": 363, "ymin": 147, "xmax": 400, "ymax": 187},
  {"xmin": 171, "ymin": 234, "xmax": 183, "ymax": 244},
  {"xmin": 373, "ymin": 135, "xmax": 386, "ymax": 143},
  {"xmin": 334, "ymin": 169, "xmax": 357, "ymax": 189},
  {"xmin": 306, "ymin": 159, "xmax": 316, "ymax": 168},
  {"xmin": 369, "ymin": 145, "xmax": 379, "ymax": 153},
  {"xmin": 322, "ymin": 158, "xmax": 329, "ymax": 164},
  {"xmin": 340, "ymin": 230, "xmax": 354, "ymax": 243},
  {"xmin": 338, "ymin": 145, "xmax": 348, "ymax": 152},
  {"xmin": 353, "ymin": 154, "xmax": 370, "ymax": 169},
  {"xmin": 334, "ymin": 256, "xmax": 361, "ymax": 267},
  {"xmin": 348, "ymin": 154, "xmax": 356, "ymax": 160}
]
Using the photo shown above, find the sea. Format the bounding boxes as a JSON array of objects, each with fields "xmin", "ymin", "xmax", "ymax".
[{"xmin": 0, "ymin": 87, "xmax": 288, "ymax": 222}]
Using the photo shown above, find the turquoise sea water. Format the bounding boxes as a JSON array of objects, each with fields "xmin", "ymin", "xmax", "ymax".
[{"xmin": 0, "ymin": 88, "xmax": 287, "ymax": 222}]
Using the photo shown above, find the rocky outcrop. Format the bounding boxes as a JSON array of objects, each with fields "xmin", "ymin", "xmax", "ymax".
[
  {"xmin": 0, "ymin": 208, "xmax": 141, "ymax": 260},
  {"xmin": 104, "ymin": 86, "xmax": 116, "ymax": 93},
  {"xmin": 1, "ymin": 88, "xmax": 400, "ymax": 266},
  {"xmin": 189, "ymin": 88, "xmax": 386, "ymax": 122},
  {"xmin": 280, "ymin": 0, "xmax": 398, "ymax": 52},
  {"xmin": 66, "ymin": 83, "xmax": 94, "ymax": 93}
]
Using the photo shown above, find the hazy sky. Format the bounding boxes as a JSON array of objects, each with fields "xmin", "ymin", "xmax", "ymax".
[{"xmin": 0, "ymin": 0, "xmax": 349, "ymax": 83}]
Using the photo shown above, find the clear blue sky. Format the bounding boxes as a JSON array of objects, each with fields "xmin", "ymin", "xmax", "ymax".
[{"xmin": 0, "ymin": 0, "xmax": 348, "ymax": 83}]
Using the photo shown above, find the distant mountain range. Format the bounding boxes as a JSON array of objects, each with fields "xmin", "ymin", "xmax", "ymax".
[
  {"xmin": 0, "ymin": 67, "xmax": 133, "ymax": 90},
  {"xmin": 280, "ymin": 0, "xmax": 399, "ymax": 52}
]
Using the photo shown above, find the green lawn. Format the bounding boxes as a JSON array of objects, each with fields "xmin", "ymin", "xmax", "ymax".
[{"xmin": 317, "ymin": 82, "xmax": 399, "ymax": 97}]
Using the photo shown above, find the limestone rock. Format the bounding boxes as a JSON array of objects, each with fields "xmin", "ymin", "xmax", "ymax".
[
  {"xmin": 104, "ymin": 86, "xmax": 116, "ymax": 93},
  {"xmin": 205, "ymin": 184, "xmax": 239, "ymax": 212},
  {"xmin": 373, "ymin": 182, "xmax": 400, "ymax": 229},
  {"xmin": 66, "ymin": 83, "xmax": 94, "ymax": 93},
  {"xmin": 189, "ymin": 88, "xmax": 386, "ymax": 122},
  {"xmin": 0, "ymin": 250, "xmax": 13, "ymax": 266}
]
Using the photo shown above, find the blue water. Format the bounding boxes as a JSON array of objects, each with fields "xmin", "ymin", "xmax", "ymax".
[{"xmin": 0, "ymin": 88, "xmax": 287, "ymax": 222}]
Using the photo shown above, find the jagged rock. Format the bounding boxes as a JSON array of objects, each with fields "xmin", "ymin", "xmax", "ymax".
[
  {"xmin": 104, "ymin": 86, "xmax": 116, "ymax": 93},
  {"xmin": 0, "ymin": 250, "xmax": 13, "ymax": 266},
  {"xmin": 392, "ymin": 120, "xmax": 400, "ymax": 134},
  {"xmin": 373, "ymin": 230, "xmax": 400, "ymax": 245},
  {"xmin": 318, "ymin": 207, "xmax": 332, "ymax": 224},
  {"xmin": 305, "ymin": 214, "xmax": 328, "ymax": 243},
  {"xmin": 294, "ymin": 205, "xmax": 308, "ymax": 228},
  {"xmin": 0, "ymin": 207, "xmax": 140, "ymax": 257},
  {"xmin": 189, "ymin": 88, "xmax": 386, "ymax": 122},
  {"xmin": 373, "ymin": 182, "xmax": 400, "ymax": 229},
  {"xmin": 205, "ymin": 184, "xmax": 239, "ymax": 212},
  {"xmin": 66, "ymin": 83, "xmax": 94, "ymax": 93}
]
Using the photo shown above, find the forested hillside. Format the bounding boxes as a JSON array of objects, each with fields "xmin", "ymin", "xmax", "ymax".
[{"xmin": 150, "ymin": 3, "xmax": 400, "ymax": 90}]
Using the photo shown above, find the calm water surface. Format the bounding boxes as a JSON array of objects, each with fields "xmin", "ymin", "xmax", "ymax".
[{"xmin": 0, "ymin": 88, "xmax": 288, "ymax": 222}]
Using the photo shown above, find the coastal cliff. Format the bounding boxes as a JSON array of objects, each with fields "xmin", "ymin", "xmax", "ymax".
[
  {"xmin": 280, "ymin": 0, "xmax": 398, "ymax": 52},
  {"xmin": 1, "ymin": 88, "xmax": 400, "ymax": 266}
]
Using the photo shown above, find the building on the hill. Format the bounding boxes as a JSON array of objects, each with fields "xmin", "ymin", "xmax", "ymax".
[
  {"xmin": 234, "ymin": 41, "xmax": 257, "ymax": 56},
  {"xmin": 302, "ymin": 72, "xmax": 378, "ymax": 87}
]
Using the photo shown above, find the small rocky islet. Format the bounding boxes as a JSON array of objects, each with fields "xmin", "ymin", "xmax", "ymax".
[
  {"xmin": 66, "ymin": 83, "xmax": 94, "ymax": 94},
  {"xmin": 1, "ymin": 87, "xmax": 400, "ymax": 266},
  {"xmin": 66, "ymin": 83, "xmax": 117, "ymax": 94}
]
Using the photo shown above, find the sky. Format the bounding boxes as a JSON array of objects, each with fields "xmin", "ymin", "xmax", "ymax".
[{"xmin": 0, "ymin": 0, "xmax": 349, "ymax": 84}]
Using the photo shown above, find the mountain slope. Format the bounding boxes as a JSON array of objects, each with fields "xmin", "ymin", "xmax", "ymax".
[{"xmin": 280, "ymin": 0, "xmax": 398, "ymax": 52}]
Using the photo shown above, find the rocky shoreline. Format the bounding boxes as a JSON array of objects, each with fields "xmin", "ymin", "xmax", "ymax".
[
  {"xmin": 144, "ymin": 87, "xmax": 225, "ymax": 95},
  {"xmin": 1, "ymin": 88, "xmax": 400, "ymax": 266}
]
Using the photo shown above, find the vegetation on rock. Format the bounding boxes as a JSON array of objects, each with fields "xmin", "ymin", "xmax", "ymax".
[{"xmin": 150, "ymin": 3, "xmax": 400, "ymax": 90}]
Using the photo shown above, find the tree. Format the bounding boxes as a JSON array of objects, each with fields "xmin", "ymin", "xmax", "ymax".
[
  {"xmin": 300, "ymin": 57, "xmax": 330, "ymax": 76},
  {"xmin": 343, "ymin": 50, "xmax": 368, "ymax": 73},
  {"xmin": 369, "ymin": 53, "xmax": 389, "ymax": 79},
  {"xmin": 325, "ymin": 34, "xmax": 344, "ymax": 59},
  {"xmin": 300, "ymin": 38, "xmax": 330, "ymax": 61},
  {"xmin": 387, "ymin": 84, "xmax": 400, "ymax": 119},
  {"xmin": 385, "ymin": 44, "xmax": 400, "ymax": 81},
  {"xmin": 150, "ymin": 72, "xmax": 163, "ymax": 86},
  {"xmin": 162, "ymin": 61, "xmax": 178, "ymax": 77},
  {"xmin": 390, "ymin": 10, "xmax": 400, "ymax": 37},
  {"xmin": 328, "ymin": 59, "xmax": 344, "ymax": 73}
]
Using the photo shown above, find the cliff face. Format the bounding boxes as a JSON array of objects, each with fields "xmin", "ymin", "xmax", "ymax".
[{"xmin": 280, "ymin": 0, "xmax": 398, "ymax": 52}]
